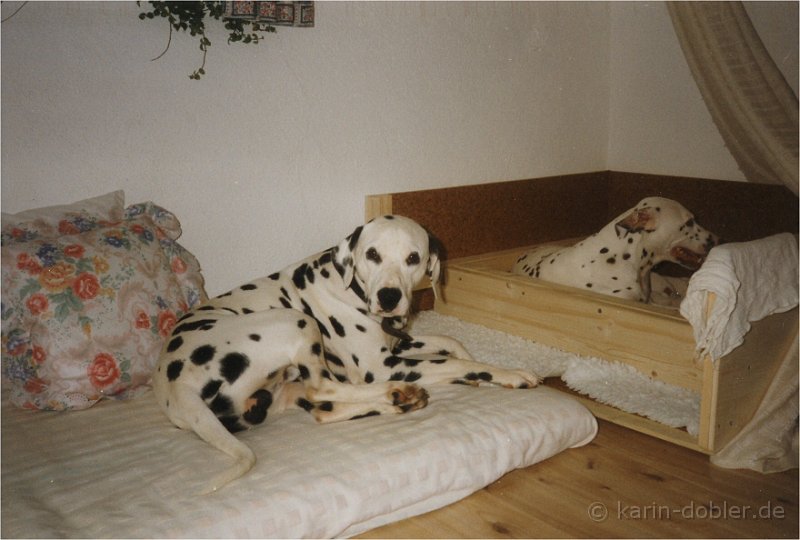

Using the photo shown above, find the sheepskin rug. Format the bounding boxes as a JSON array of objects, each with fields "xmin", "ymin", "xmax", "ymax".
[{"xmin": 409, "ymin": 311, "xmax": 700, "ymax": 436}]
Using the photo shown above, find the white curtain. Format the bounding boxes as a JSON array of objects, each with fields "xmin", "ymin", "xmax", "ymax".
[{"xmin": 668, "ymin": 1, "xmax": 799, "ymax": 195}]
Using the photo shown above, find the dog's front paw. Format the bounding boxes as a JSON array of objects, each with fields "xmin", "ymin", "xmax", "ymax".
[{"xmin": 389, "ymin": 383, "xmax": 429, "ymax": 412}]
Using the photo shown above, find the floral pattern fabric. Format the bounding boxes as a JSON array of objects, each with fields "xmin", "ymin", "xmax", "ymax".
[{"xmin": 2, "ymin": 194, "xmax": 207, "ymax": 411}]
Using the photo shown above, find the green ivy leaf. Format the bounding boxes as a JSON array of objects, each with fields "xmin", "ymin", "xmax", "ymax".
[{"xmin": 138, "ymin": 1, "xmax": 275, "ymax": 80}]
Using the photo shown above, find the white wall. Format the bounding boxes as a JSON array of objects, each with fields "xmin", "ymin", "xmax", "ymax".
[
  {"xmin": 1, "ymin": 1, "xmax": 795, "ymax": 295},
  {"xmin": 606, "ymin": 1, "xmax": 745, "ymax": 180},
  {"xmin": 606, "ymin": 1, "xmax": 797, "ymax": 180}
]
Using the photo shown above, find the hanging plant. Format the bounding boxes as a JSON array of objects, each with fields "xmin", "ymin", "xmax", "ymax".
[{"xmin": 138, "ymin": 1, "xmax": 275, "ymax": 80}]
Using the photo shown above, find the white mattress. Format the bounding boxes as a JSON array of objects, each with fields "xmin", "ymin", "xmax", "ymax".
[{"xmin": 1, "ymin": 378, "xmax": 596, "ymax": 538}]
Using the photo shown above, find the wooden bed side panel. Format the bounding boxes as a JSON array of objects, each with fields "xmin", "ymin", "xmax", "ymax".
[
  {"xmin": 365, "ymin": 194, "xmax": 393, "ymax": 220},
  {"xmin": 437, "ymin": 264, "xmax": 702, "ymax": 391},
  {"xmin": 366, "ymin": 172, "xmax": 611, "ymax": 259},
  {"xmin": 607, "ymin": 172, "xmax": 799, "ymax": 242}
]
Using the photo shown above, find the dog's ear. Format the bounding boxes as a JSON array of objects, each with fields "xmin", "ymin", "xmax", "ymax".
[
  {"xmin": 427, "ymin": 232, "xmax": 444, "ymax": 300},
  {"xmin": 615, "ymin": 207, "xmax": 657, "ymax": 238},
  {"xmin": 334, "ymin": 224, "xmax": 363, "ymax": 286}
]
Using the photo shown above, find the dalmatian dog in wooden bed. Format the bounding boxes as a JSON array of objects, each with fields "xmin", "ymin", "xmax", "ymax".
[
  {"xmin": 512, "ymin": 197, "xmax": 720, "ymax": 303},
  {"xmin": 154, "ymin": 215, "xmax": 539, "ymax": 494}
]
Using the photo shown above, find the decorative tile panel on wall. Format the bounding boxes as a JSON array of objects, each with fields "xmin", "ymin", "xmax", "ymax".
[{"xmin": 224, "ymin": 1, "xmax": 314, "ymax": 27}]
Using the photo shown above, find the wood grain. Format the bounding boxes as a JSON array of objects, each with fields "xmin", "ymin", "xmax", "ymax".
[{"xmin": 358, "ymin": 420, "xmax": 798, "ymax": 539}]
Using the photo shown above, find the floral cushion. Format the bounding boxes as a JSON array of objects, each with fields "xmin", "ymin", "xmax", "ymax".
[
  {"xmin": 1, "ymin": 190, "xmax": 126, "ymax": 244},
  {"xmin": 1, "ymin": 192, "xmax": 207, "ymax": 411}
]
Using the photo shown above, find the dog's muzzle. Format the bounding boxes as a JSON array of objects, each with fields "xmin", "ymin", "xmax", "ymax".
[{"xmin": 377, "ymin": 287, "xmax": 403, "ymax": 313}]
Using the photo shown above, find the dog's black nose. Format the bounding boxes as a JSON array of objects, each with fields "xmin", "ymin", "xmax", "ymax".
[{"xmin": 377, "ymin": 287, "xmax": 402, "ymax": 312}]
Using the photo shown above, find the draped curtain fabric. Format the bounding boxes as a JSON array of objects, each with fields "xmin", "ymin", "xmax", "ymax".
[{"xmin": 668, "ymin": 1, "xmax": 799, "ymax": 195}]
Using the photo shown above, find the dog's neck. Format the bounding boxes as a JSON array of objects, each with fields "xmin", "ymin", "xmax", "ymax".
[
  {"xmin": 589, "ymin": 223, "xmax": 666, "ymax": 264},
  {"xmin": 348, "ymin": 274, "xmax": 369, "ymax": 305},
  {"xmin": 381, "ymin": 316, "xmax": 412, "ymax": 342},
  {"xmin": 585, "ymin": 225, "xmax": 662, "ymax": 302}
]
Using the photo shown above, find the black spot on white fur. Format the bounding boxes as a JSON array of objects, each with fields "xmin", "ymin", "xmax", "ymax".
[
  {"xmin": 191, "ymin": 345, "xmax": 216, "ymax": 365},
  {"xmin": 201, "ymin": 379, "xmax": 223, "ymax": 399},
  {"xmin": 329, "ymin": 316, "xmax": 346, "ymax": 337},
  {"xmin": 167, "ymin": 336, "xmax": 183, "ymax": 353},
  {"xmin": 220, "ymin": 353, "xmax": 249, "ymax": 384},
  {"xmin": 242, "ymin": 389, "xmax": 272, "ymax": 425},
  {"xmin": 173, "ymin": 319, "xmax": 217, "ymax": 335},
  {"xmin": 166, "ymin": 360, "xmax": 184, "ymax": 381}
]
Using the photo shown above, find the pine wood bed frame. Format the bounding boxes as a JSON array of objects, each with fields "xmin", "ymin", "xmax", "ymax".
[{"xmin": 365, "ymin": 171, "xmax": 798, "ymax": 453}]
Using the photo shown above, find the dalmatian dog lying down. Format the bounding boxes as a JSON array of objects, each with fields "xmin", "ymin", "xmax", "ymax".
[
  {"xmin": 512, "ymin": 197, "xmax": 719, "ymax": 303},
  {"xmin": 153, "ymin": 215, "xmax": 539, "ymax": 493}
]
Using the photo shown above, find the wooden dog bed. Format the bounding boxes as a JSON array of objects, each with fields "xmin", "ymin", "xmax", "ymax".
[{"xmin": 366, "ymin": 171, "xmax": 798, "ymax": 453}]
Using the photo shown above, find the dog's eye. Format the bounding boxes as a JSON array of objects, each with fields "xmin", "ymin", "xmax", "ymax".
[
  {"xmin": 366, "ymin": 248, "xmax": 382, "ymax": 264},
  {"xmin": 684, "ymin": 218, "xmax": 695, "ymax": 228},
  {"xmin": 406, "ymin": 252, "xmax": 421, "ymax": 265}
]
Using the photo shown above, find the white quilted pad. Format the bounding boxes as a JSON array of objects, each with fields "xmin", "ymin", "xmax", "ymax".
[{"xmin": 2, "ymin": 379, "xmax": 595, "ymax": 538}]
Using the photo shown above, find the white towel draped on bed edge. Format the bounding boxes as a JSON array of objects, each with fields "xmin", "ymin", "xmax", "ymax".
[{"xmin": 680, "ymin": 233, "xmax": 799, "ymax": 474}]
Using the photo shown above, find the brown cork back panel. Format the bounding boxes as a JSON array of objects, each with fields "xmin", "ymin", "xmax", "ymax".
[
  {"xmin": 367, "ymin": 171, "xmax": 798, "ymax": 260},
  {"xmin": 382, "ymin": 172, "xmax": 611, "ymax": 260}
]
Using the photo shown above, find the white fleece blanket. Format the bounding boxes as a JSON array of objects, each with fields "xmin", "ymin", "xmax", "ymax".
[
  {"xmin": 411, "ymin": 311, "xmax": 701, "ymax": 436},
  {"xmin": 680, "ymin": 233, "xmax": 799, "ymax": 361}
]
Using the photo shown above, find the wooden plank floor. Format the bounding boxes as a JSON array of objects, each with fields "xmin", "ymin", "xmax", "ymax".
[{"xmin": 358, "ymin": 419, "xmax": 798, "ymax": 538}]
